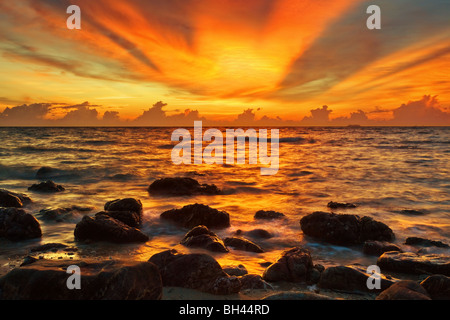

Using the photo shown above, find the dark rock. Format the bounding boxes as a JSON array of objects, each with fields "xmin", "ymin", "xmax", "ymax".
[
  {"xmin": 96, "ymin": 211, "xmax": 141, "ymax": 229},
  {"xmin": 148, "ymin": 249, "xmax": 241, "ymax": 295},
  {"xmin": 376, "ymin": 280, "xmax": 431, "ymax": 300},
  {"xmin": 397, "ymin": 209, "xmax": 427, "ymax": 216},
  {"xmin": 30, "ymin": 243, "xmax": 68, "ymax": 252},
  {"xmin": 318, "ymin": 265, "xmax": 395, "ymax": 293},
  {"xmin": 0, "ymin": 259, "xmax": 162, "ymax": 300},
  {"xmin": 224, "ymin": 237, "xmax": 264, "ymax": 253},
  {"xmin": 20, "ymin": 256, "xmax": 38, "ymax": 267},
  {"xmin": 377, "ymin": 251, "xmax": 450, "ymax": 276},
  {"xmin": 35, "ymin": 167, "xmax": 65, "ymax": 180},
  {"xmin": 160, "ymin": 203, "xmax": 230, "ymax": 229},
  {"xmin": 262, "ymin": 247, "xmax": 313, "ymax": 283},
  {"xmin": 37, "ymin": 206, "xmax": 93, "ymax": 222},
  {"xmin": 363, "ymin": 240, "xmax": 403, "ymax": 256},
  {"xmin": 327, "ymin": 201, "xmax": 357, "ymax": 209},
  {"xmin": 0, "ymin": 189, "xmax": 32, "ymax": 208},
  {"xmin": 405, "ymin": 237, "xmax": 449, "ymax": 248},
  {"xmin": 262, "ymin": 291, "xmax": 334, "ymax": 300},
  {"xmin": 254, "ymin": 210, "xmax": 285, "ymax": 220},
  {"xmin": 104, "ymin": 198, "xmax": 143, "ymax": 215},
  {"xmin": 180, "ymin": 225, "xmax": 228, "ymax": 253},
  {"xmin": 223, "ymin": 264, "xmax": 248, "ymax": 277},
  {"xmin": 28, "ymin": 180, "xmax": 65, "ymax": 193},
  {"xmin": 241, "ymin": 228, "xmax": 273, "ymax": 239},
  {"xmin": 240, "ymin": 274, "xmax": 273, "ymax": 290},
  {"xmin": 0, "ymin": 207, "xmax": 42, "ymax": 241},
  {"xmin": 420, "ymin": 274, "xmax": 450, "ymax": 300},
  {"xmin": 74, "ymin": 214, "xmax": 149, "ymax": 243},
  {"xmin": 299, "ymin": 211, "xmax": 394, "ymax": 245},
  {"xmin": 148, "ymin": 177, "xmax": 221, "ymax": 196}
]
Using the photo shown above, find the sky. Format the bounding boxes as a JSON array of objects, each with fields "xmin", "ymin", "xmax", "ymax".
[{"xmin": 0, "ymin": 0, "xmax": 449, "ymax": 126}]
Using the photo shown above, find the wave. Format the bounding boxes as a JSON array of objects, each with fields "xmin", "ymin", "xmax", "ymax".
[{"xmin": 15, "ymin": 146, "xmax": 95, "ymax": 153}]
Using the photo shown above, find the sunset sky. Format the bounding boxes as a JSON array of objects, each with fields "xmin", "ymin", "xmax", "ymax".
[{"xmin": 0, "ymin": 0, "xmax": 449, "ymax": 125}]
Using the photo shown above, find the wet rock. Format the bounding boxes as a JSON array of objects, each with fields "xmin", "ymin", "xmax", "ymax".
[
  {"xmin": 318, "ymin": 265, "xmax": 395, "ymax": 293},
  {"xmin": 363, "ymin": 240, "xmax": 403, "ymax": 256},
  {"xmin": 28, "ymin": 180, "xmax": 65, "ymax": 193},
  {"xmin": 0, "ymin": 259, "xmax": 162, "ymax": 300},
  {"xmin": 376, "ymin": 280, "xmax": 431, "ymax": 300},
  {"xmin": 405, "ymin": 237, "xmax": 449, "ymax": 248},
  {"xmin": 223, "ymin": 264, "xmax": 248, "ymax": 277},
  {"xmin": 35, "ymin": 166, "xmax": 65, "ymax": 180},
  {"xmin": 0, "ymin": 207, "xmax": 42, "ymax": 241},
  {"xmin": 240, "ymin": 228, "xmax": 273, "ymax": 239},
  {"xmin": 148, "ymin": 177, "xmax": 221, "ymax": 196},
  {"xmin": 377, "ymin": 251, "xmax": 450, "ymax": 276},
  {"xmin": 160, "ymin": 203, "xmax": 230, "ymax": 229},
  {"xmin": 299, "ymin": 211, "xmax": 394, "ymax": 245},
  {"xmin": 20, "ymin": 256, "xmax": 38, "ymax": 267},
  {"xmin": 240, "ymin": 274, "xmax": 273, "ymax": 290},
  {"xmin": 262, "ymin": 247, "xmax": 313, "ymax": 283},
  {"xmin": 327, "ymin": 201, "xmax": 357, "ymax": 209},
  {"xmin": 0, "ymin": 189, "xmax": 32, "ymax": 208},
  {"xmin": 104, "ymin": 198, "xmax": 143, "ymax": 215},
  {"xmin": 74, "ymin": 214, "xmax": 149, "ymax": 243},
  {"xmin": 224, "ymin": 237, "xmax": 264, "ymax": 253},
  {"xmin": 262, "ymin": 291, "xmax": 334, "ymax": 300},
  {"xmin": 96, "ymin": 211, "xmax": 141, "ymax": 229},
  {"xmin": 254, "ymin": 210, "xmax": 285, "ymax": 220},
  {"xmin": 420, "ymin": 274, "xmax": 450, "ymax": 300},
  {"xmin": 180, "ymin": 225, "xmax": 228, "ymax": 253},
  {"xmin": 148, "ymin": 249, "xmax": 241, "ymax": 295}
]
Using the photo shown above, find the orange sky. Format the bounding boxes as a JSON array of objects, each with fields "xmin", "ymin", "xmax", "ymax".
[{"xmin": 0, "ymin": 0, "xmax": 449, "ymax": 125}]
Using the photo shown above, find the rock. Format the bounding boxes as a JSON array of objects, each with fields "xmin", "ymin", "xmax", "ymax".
[
  {"xmin": 0, "ymin": 189, "xmax": 32, "ymax": 208},
  {"xmin": 180, "ymin": 225, "xmax": 228, "ymax": 253},
  {"xmin": 299, "ymin": 211, "xmax": 394, "ymax": 245},
  {"xmin": 35, "ymin": 166, "xmax": 66, "ymax": 180},
  {"xmin": 376, "ymin": 280, "xmax": 431, "ymax": 300},
  {"xmin": 74, "ymin": 214, "xmax": 149, "ymax": 243},
  {"xmin": 0, "ymin": 207, "xmax": 42, "ymax": 241},
  {"xmin": 254, "ymin": 210, "xmax": 285, "ymax": 220},
  {"xmin": 318, "ymin": 265, "xmax": 395, "ymax": 293},
  {"xmin": 36, "ymin": 206, "xmax": 93, "ymax": 223},
  {"xmin": 262, "ymin": 247, "xmax": 313, "ymax": 283},
  {"xmin": 223, "ymin": 237, "xmax": 264, "ymax": 253},
  {"xmin": 30, "ymin": 243, "xmax": 68, "ymax": 253},
  {"xmin": 148, "ymin": 177, "xmax": 221, "ymax": 196},
  {"xmin": 223, "ymin": 264, "xmax": 248, "ymax": 276},
  {"xmin": 420, "ymin": 274, "xmax": 450, "ymax": 300},
  {"xmin": 28, "ymin": 180, "xmax": 65, "ymax": 192},
  {"xmin": 0, "ymin": 259, "xmax": 162, "ymax": 300},
  {"xmin": 239, "ymin": 228, "xmax": 273, "ymax": 239},
  {"xmin": 327, "ymin": 201, "xmax": 357, "ymax": 209},
  {"xmin": 20, "ymin": 256, "xmax": 38, "ymax": 267},
  {"xmin": 96, "ymin": 211, "xmax": 141, "ymax": 229},
  {"xmin": 148, "ymin": 249, "xmax": 241, "ymax": 295},
  {"xmin": 160, "ymin": 203, "xmax": 230, "ymax": 229},
  {"xmin": 397, "ymin": 209, "xmax": 427, "ymax": 216},
  {"xmin": 262, "ymin": 291, "xmax": 334, "ymax": 300},
  {"xmin": 363, "ymin": 240, "xmax": 403, "ymax": 256},
  {"xmin": 405, "ymin": 237, "xmax": 449, "ymax": 248},
  {"xmin": 377, "ymin": 251, "xmax": 450, "ymax": 276},
  {"xmin": 104, "ymin": 198, "xmax": 143, "ymax": 215},
  {"xmin": 240, "ymin": 274, "xmax": 273, "ymax": 290}
]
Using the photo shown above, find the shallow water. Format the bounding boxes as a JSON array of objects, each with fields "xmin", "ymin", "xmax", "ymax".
[{"xmin": 0, "ymin": 126, "xmax": 449, "ymax": 276}]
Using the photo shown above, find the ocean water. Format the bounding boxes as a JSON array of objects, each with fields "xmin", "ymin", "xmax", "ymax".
[{"xmin": 0, "ymin": 126, "xmax": 449, "ymax": 276}]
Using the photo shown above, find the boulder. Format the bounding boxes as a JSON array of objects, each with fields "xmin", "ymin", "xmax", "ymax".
[
  {"xmin": 28, "ymin": 180, "xmax": 65, "ymax": 192},
  {"xmin": 420, "ymin": 274, "xmax": 450, "ymax": 300},
  {"xmin": 299, "ymin": 211, "xmax": 394, "ymax": 245},
  {"xmin": 148, "ymin": 177, "xmax": 221, "ymax": 196},
  {"xmin": 327, "ymin": 201, "xmax": 357, "ymax": 209},
  {"xmin": 104, "ymin": 198, "xmax": 143, "ymax": 215},
  {"xmin": 222, "ymin": 264, "xmax": 248, "ymax": 277},
  {"xmin": 180, "ymin": 225, "xmax": 228, "ymax": 253},
  {"xmin": 74, "ymin": 214, "xmax": 149, "ymax": 243},
  {"xmin": 376, "ymin": 280, "xmax": 431, "ymax": 300},
  {"xmin": 0, "ymin": 189, "xmax": 32, "ymax": 208},
  {"xmin": 0, "ymin": 259, "xmax": 162, "ymax": 300},
  {"xmin": 240, "ymin": 274, "xmax": 273, "ymax": 290},
  {"xmin": 254, "ymin": 210, "xmax": 285, "ymax": 220},
  {"xmin": 318, "ymin": 265, "xmax": 395, "ymax": 293},
  {"xmin": 0, "ymin": 207, "xmax": 42, "ymax": 241},
  {"xmin": 96, "ymin": 211, "xmax": 141, "ymax": 229},
  {"xmin": 223, "ymin": 237, "xmax": 264, "ymax": 253},
  {"xmin": 377, "ymin": 251, "xmax": 450, "ymax": 276},
  {"xmin": 405, "ymin": 237, "xmax": 449, "ymax": 248},
  {"xmin": 148, "ymin": 249, "xmax": 241, "ymax": 295},
  {"xmin": 239, "ymin": 228, "xmax": 273, "ymax": 239},
  {"xmin": 363, "ymin": 240, "xmax": 402, "ymax": 256},
  {"xmin": 160, "ymin": 203, "xmax": 230, "ymax": 229},
  {"xmin": 262, "ymin": 247, "xmax": 314, "ymax": 283}
]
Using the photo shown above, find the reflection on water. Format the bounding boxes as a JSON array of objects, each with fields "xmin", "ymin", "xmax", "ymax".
[{"xmin": 0, "ymin": 126, "xmax": 449, "ymax": 275}]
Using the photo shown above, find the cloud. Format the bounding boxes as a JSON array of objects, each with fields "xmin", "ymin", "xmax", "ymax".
[
  {"xmin": 390, "ymin": 95, "xmax": 450, "ymax": 126},
  {"xmin": 0, "ymin": 103, "xmax": 52, "ymax": 125}
]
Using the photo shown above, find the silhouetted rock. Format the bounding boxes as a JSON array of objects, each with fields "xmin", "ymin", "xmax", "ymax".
[
  {"xmin": 96, "ymin": 211, "xmax": 141, "ymax": 229},
  {"xmin": 300, "ymin": 211, "xmax": 394, "ymax": 245},
  {"xmin": 223, "ymin": 264, "xmax": 248, "ymax": 276},
  {"xmin": 160, "ymin": 203, "xmax": 230, "ymax": 229},
  {"xmin": 0, "ymin": 207, "xmax": 42, "ymax": 241},
  {"xmin": 363, "ymin": 240, "xmax": 403, "ymax": 256},
  {"xmin": 104, "ymin": 198, "xmax": 142, "ymax": 215},
  {"xmin": 0, "ymin": 189, "xmax": 32, "ymax": 208},
  {"xmin": 254, "ymin": 210, "xmax": 285, "ymax": 220},
  {"xmin": 241, "ymin": 228, "xmax": 273, "ymax": 239},
  {"xmin": 262, "ymin": 247, "xmax": 313, "ymax": 283},
  {"xmin": 148, "ymin": 249, "xmax": 241, "ymax": 295},
  {"xmin": 74, "ymin": 214, "xmax": 149, "ymax": 243},
  {"xmin": 405, "ymin": 237, "xmax": 449, "ymax": 248},
  {"xmin": 28, "ymin": 180, "xmax": 65, "ymax": 193},
  {"xmin": 180, "ymin": 225, "xmax": 228, "ymax": 253},
  {"xmin": 377, "ymin": 251, "xmax": 450, "ymax": 276},
  {"xmin": 224, "ymin": 237, "xmax": 264, "ymax": 253},
  {"xmin": 420, "ymin": 274, "xmax": 450, "ymax": 300},
  {"xmin": 148, "ymin": 177, "xmax": 221, "ymax": 196},
  {"xmin": 376, "ymin": 280, "xmax": 431, "ymax": 300},
  {"xmin": 0, "ymin": 259, "xmax": 162, "ymax": 299},
  {"xmin": 327, "ymin": 201, "xmax": 357, "ymax": 209},
  {"xmin": 240, "ymin": 274, "xmax": 273, "ymax": 290}
]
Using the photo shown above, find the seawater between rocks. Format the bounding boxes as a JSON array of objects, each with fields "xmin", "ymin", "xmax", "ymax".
[{"xmin": 0, "ymin": 126, "xmax": 449, "ymax": 277}]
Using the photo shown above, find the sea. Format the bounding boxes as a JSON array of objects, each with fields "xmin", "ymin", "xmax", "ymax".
[{"xmin": 0, "ymin": 126, "xmax": 449, "ymax": 277}]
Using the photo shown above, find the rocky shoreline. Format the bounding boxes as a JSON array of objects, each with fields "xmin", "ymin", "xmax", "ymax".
[{"xmin": 0, "ymin": 176, "xmax": 449, "ymax": 300}]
